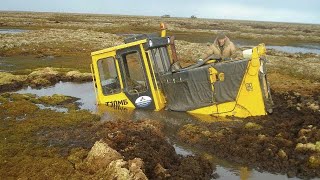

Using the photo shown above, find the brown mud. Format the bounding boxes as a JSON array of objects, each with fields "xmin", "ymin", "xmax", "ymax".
[
  {"xmin": 0, "ymin": 93, "xmax": 216, "ymax": 179},
  {"xmin": 178, "ymin": 91, "xmax": 320, "ymax": 178}
]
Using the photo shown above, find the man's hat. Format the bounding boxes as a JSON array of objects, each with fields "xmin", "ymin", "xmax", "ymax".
[{"xmin": 217, "ymin": 32, "xmax": 226, "ymax": 40}]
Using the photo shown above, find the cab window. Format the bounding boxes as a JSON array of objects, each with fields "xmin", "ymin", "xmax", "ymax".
[
  {"xmin": 121, "ymin": 51, "xmax": 147, "ymax": 94},
  {"xmin": 150, "ymin": 47, "xmax": 170, "ymax": 73},
  {"xmin": 97, "ymin": 57, "xmax": 121, "ymax": 95}
]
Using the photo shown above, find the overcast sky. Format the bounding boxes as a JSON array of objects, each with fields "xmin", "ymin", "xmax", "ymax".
[{"xmin": 1, "ymin": 0, "xmax": 319, "ymax": 24}]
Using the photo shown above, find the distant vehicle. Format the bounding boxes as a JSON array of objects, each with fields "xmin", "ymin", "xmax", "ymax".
[
  {"xmin": 90, "ymin": 23, "xmax": 273, "ymax": 118},
  {"xmin": 161, "ymin": 15, "xmax": 171, "ymax": 18}
]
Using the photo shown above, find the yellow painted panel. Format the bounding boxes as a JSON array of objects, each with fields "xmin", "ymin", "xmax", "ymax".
[
  {"xmin": 91, "ymin": 39, "xmax": 147, "ymax": 56},
  {"xmin": 98, "ymin": 92, "xmax": 135, "ymax": 108},
  {"xmin": 188, "ymin": 44, "xmax": 267, "ymax": 118},
  {"xmin": 91, "ymin": 50, "xmax": 136, "ymax": 109},
  {"xmin": 188, "ymin": 102, "xmax": 236, "ymax": 116}
]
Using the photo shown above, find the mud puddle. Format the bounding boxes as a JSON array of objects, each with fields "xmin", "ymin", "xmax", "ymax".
[
  {"xmin": 16, "ymin": 81, "xmax": 96, "ymax": 111},
  {"xmin": 13, "ymin": 81, "xmax": 305, "ymax": 179},
  {"xmin": 268, "ymin": 45, "xmax": 320, "ymax": 54},
  {"xmin": 0, "ymin": 29, "xmax": 28, "ymax": 34}
]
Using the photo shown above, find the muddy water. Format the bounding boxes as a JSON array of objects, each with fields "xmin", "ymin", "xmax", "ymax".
[{"xmin": 16, "ymin": 82, "xmax": 302, "ymax": 179}]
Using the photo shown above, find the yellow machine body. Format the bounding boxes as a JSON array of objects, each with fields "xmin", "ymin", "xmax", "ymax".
[
  {"xmin": 188, "ymin": 44, "xmax": 269, "ymax": 117},
  {"xmin": 91, "ymin": 26, "xmax": 273, "ymax": 118}
]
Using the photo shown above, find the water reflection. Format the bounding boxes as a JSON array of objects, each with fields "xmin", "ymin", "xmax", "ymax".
[{"xmin": 17, "ymin": 81, "xmax": 97, "ymax": 111}]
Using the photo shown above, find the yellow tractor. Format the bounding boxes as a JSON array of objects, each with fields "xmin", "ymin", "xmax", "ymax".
[{"xmin": 90, "ymin": 24, "xmax": 273, "ymax": 118}]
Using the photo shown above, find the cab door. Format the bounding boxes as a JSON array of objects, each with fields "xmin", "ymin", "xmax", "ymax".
[
  {"xmin": 116, "ymin": 45, "xmax": 156, "ymax": 110},
  {"xmin": 92, "ymin": 51, "xmax": 135, "ymax": 109}
]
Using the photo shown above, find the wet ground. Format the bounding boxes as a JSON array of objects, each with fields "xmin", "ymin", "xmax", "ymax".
[
  {"xmin": 178, "ymin": 91, "xmax": 320, "ymax": 178},
  {"xmin": 12, "ymin": 81, "xmax": 319, "ymax": 179},
  {"xmin": 1, "ymin": 54, "xmax": 319, "ymax": 179},
  {"xmin": 1, "ymin": 11, "xmax": 320, "ymax": 179},
  {"xmin": 0, "ymin": 92, "xmax": 217, "ymax": 179},
  {"xmin": 1, "ymin": 60, "xmax": 319, "ymax": 179}
]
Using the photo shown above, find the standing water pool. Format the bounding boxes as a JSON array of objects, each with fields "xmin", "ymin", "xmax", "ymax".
[
  {"xmin": 0, "ymin": 29, "xmax": 28, "ymax": 34},
  {"xmin": 268, "ymin": 45, "xmax": 320, "ymax": 54}
]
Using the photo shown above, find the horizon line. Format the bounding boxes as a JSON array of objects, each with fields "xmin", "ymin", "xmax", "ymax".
[{"xmin": 1, "ymin": 10, "xmax": 319, "ymax": 26}]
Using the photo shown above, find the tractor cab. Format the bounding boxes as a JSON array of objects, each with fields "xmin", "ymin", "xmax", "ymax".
[
  {"xmin": 91, "ymin": 24, "xmax": 273, "ymax": 118},
  {"xmin": 91, "ymin": 30, "xmax": 172, "ymax": 111}
]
